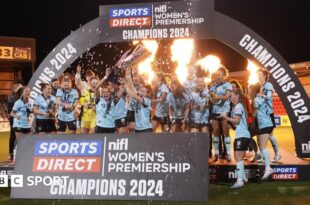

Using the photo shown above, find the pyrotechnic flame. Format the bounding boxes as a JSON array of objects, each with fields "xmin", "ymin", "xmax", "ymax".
[
  {"xmin": 170, "ymin": 39, "xmax": 194, "ymax": 83},
  {"xmin": 204, "ymin": 77, "xmax": 212, "ymax": 84},
  {"xmin": 136, "ymin": 40, "xmax": 158, "ymax": 84},
  {"xmin": 196, "ymin": 55, "xmax": 221, "ymax": 76},
  {"xmin": 247, "ymin": 60, "xmax": 259, "ymax": 85}
]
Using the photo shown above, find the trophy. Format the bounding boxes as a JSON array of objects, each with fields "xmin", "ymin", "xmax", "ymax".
[
  {"xmin": 210, "ymin": 91, "xmax": 225, "ymax": 106},
  {"xmin": 108, "ymin": 43, "xmax": 152, "ymax": 84},
  {"xmin": 47, "ymin": 101, "xmax": 56, "ymax": 118}
]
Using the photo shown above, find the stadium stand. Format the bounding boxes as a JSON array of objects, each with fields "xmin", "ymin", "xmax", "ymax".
[{"xmin": 273, "ymin": 96, "xmax": 287, "ymax": 116}]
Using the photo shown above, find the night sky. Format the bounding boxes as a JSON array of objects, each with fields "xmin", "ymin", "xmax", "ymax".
[{"xmin": 0, "ymin": 0, "xmax": 309, "ymax": 77}]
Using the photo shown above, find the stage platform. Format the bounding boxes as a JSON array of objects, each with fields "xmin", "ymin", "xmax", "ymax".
[
  {"xmin": 209, "ymin": 148, "xmax": 310, "ymax": 182},
  {"xmin": 1, "ymin": 128, "xmax": 309, "ymax": 182},
  {"xmin": 1, "ymin": 148, "xmax": 309, "ymax": 182}
]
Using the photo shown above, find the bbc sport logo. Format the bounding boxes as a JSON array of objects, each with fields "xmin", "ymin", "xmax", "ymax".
[
  {"xmin": 0, "ymin": 175, "xmax": 23, "ymax": 188},
  {"xmin": 109, "ymin": 6, "xmax": 152, "ymax": 28}
]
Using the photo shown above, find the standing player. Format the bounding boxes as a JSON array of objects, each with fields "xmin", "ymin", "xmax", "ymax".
[
  {"xmin": 230, "ymin": 80, "xmax": 258, "ymax": 161},
  {"xmin": 167, "ymin": 80, "xmax": 190, "ymax": 133},
  {"xmin": 9, "ymin": 86, "xmax": 32, "ymax": 164},
  {"xmin": 189, "ymin": 90, "xmax": 203, "ymax": 133},
  {"xmin": 221, "ymin": 89, "xmax": 250, "ymax": 188},
  {"xmin": 124, "ymin": 68, "xmax": 153, "ymax": 133},
  {"xmin": 96, "ymin": 67, "xmax": 127, "ymax": 133},
  {"xmin": 113, "ymin": 83, "xmax": 128, "ymax": 133},
  {"xmin": 210, "ymin": 67, "xmax": 232, "ymax": 162},
  {"xmin": 75, "ymin": 65, "xmax": 95, "ymax": 129},
  {"xmin": 96, "ymin": 86, "xmax": 115, "ymax": 133},
  {"xmin": 183, "ymin": 71, "xmax": 197, "ymax": 132},
  {"xmin": 75, "ymin": 65, "xmax": 95, "ymax": 94},
  {"xmin": 7, "ymin": 83, "xmax": 22, "ymax": 161},
  {"xmin": 190, "ymin": 77, "xmax": 210, "ymax": 134},
  {"xmin": 257, "ymin": 68, "xmax": 281, "ymax": 162},
  {"xmin": 126, "ymin": 73, "xmax": 141, "ymax": 132},
  {"xmin": 80, "ymin": 76, "xmax": 98, "ymax": 134},
  {"xmin": 250, "ymin": 83, "xmax": 274, "ymax": 180},
  {"xmin": 198, "ymin": 77, "xmax": 212, "ymax": 157},
  {"xmin": 56, "ymin": 76, "xmax": 79, "ymax": 134},
  {"xmin": 33, "ymin": 83, "xmax": 57, "ymax": 134},
  {"xmin": 151, "ymin": 74, "xmax": 170, "ymax": 132},
  {"xmin": 51, "ymin": 78, "xmax": 60, "ymax": 96}
]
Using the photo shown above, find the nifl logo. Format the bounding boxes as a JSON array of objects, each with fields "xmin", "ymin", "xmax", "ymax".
[
  {"xmin": 302, "ymin": 141, "xmax": 310, "ymax": 153},
  {"xmin": 109, "ymin": 7, "xmax": 152, "ymax": 28}
]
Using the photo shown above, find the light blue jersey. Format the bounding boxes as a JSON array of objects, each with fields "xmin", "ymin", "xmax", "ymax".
[
  {"xmin": 189, "ymin": 92, "xmax": 203, "ymax": 123},
  {"xmin": 113, "ymin": 96, "xmax": 127, "ymax": 120},
  {"xmin": 96, "ymin": 98, "xmax": 115, "ymax": 128},
  {"xmin": 232, "ymin": 103, "xmax": 250, "ymax": 139},
  {"xmin": 167, "ymin": 93, "xmax": 190, "ymax": 119},
  {"xmin": 210, "ymin": 81, "xmax": 232, "ymax": 114},
  {"xmin": 183, "ymin": 78, "xmax": 197, "ymax": 94},
  {"xmin": 128, "ymin": 97, "xmax": 137, "ymax": 111},
  {"xmin": 12, "ymin": 99, "xmax": 31, "ymax": 128},
  {"xmin": 154, "ymin": 84, "xmax": 169, "ymax": 118},
  {"xmin": 198, "ymin": 88, "xmax": 210, "ymax": 124},
  {"xmin": 255, "ymin": 96, "xmax": 274, "ymax": 129},
  {"xmin": 135, "ymin": 97, "xmax": 152, "ymax": 130},
  {"xmin": 128, "ymin": 85, "xmax": 139, "ymax": 111},
  {"xmin": 33, "ymin": 94, "xmax": 56, "ymax": 119},
  {"xmin": 56, "ymin": 88, "xmax": 79, "ymax": 122},
  {"xmin": 262, "ymin": 82, "xmax": 274, "ymax": 114}
]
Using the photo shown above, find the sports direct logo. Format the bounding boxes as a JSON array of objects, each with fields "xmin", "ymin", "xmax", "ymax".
[
  {"xmin": 109, "ymin": 7, "xmax": 152, "ymax": 28},
  {"xmin": 33, "ymin": 140, "xmax": 102, "ymax": 173},
  {"xmin": 272, "ymin": 167, "xmax": 299, "ymax": 180}
]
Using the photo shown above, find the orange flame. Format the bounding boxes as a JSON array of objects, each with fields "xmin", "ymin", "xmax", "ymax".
[
  {"xmin": 196, "ymin": 55, "xmax": 221, "ymax": 76},
  {"xmin": 170, "ymin": 39, "xmax": 194, "ymax": 83},
  {"xmin": 136, "ymin": 40, "xmax": 158, "ymax": 84},
  {"xmin": 204, "ymin": 77, "xmax": 212, "ymax": 84},
  {"xmin": 247, "ymin": 60, "xmax": 259, "ymax": 85}
]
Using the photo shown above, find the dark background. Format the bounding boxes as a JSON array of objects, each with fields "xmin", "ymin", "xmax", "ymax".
[{"xmin": 0, "ymin": 0, "xmax": 309, "ymax": 78}]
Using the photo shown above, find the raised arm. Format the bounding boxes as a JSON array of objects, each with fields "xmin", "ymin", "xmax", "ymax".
[
  {"xmin": 96, "ymin": 68, "xmax": 111, "ymax": 89},
  {"xmin": 75, "ymin": 65, "xmax": 83, "ymax": 92},
  {"xmin": 123, "ymin": 68, "xmax": 144, "ymax": 104}
]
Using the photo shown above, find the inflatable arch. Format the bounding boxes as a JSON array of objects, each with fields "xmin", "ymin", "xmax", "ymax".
[{"xmin": 27, "ymin": 0, "xmax": 310, "ymax": 157}]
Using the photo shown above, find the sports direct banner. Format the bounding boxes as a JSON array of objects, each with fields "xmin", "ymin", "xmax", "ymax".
[
  {"xmin": 11, "ymin": 133, "xmax": 209, "ymax": 201},
  {"xmin": 98, "ymin": 0, "xmax": 214, "ymax": 42}
]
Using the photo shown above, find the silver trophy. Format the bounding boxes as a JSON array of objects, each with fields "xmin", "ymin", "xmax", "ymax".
[
  {"xmin": 108, "ymin": 43, "xmax": 151, "ymax": 84},
  {"xmin": 47, "ymin": 100, "xmax": 56, "ymax": 118}
]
